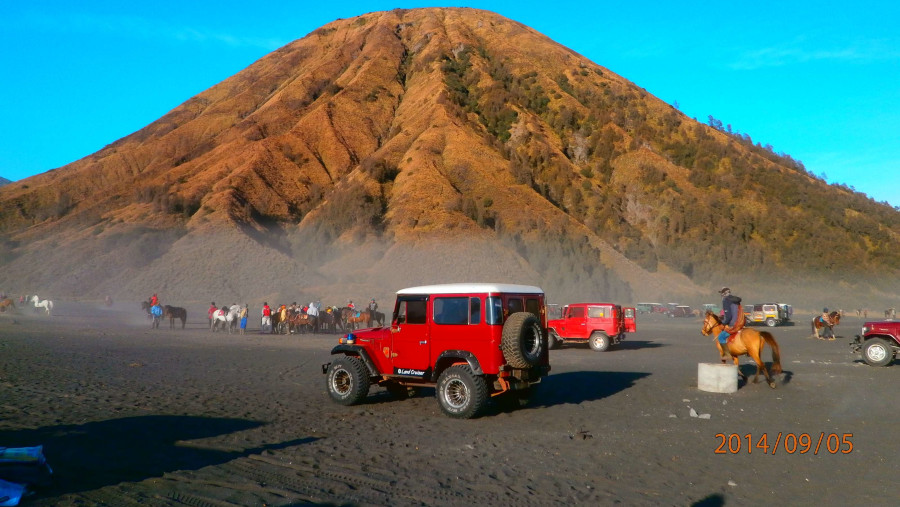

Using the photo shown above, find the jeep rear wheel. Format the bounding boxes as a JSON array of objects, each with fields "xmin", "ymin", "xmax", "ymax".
[
  {"xmin": 862, "ymin": 338, "xmax": 894, "ymax": 367},
  {"xmin": 548, "ymin": 329, "xmax": 561, "ymax": 350},
  {"xmin": 766, "ymin": 318, "xmax": 776, "ymax": 327},
  {"xmin": 501, "ymin": 312, "xmax": 544, "ymax": 368},
  {"xmin": 326, "ymin": 356, "xmax": 371, "ymax": 405},
  {"xmin": 589, "ymin": 332, "xmax": 610, "ymax": 352},
  {"xmin": 436, "ymin": 365, "xmax": 488, "ymax": 419}
]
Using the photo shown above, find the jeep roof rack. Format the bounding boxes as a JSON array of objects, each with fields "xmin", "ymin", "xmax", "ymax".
[{"xmin": 397, "ymin": 283, "xmax": 543, "ymax": 295}]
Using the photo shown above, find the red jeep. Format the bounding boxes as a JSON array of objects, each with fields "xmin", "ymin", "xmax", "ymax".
[
  {"xmin": 322, "ymin": 283, "xmax": 551, "ymax": 418},
  {"xmin": 850, "ymin": 320, "xmax": 900, "ymax": 366},
  {"xmin": 546, "ymin": 303, "xmax": 636, "ymax": 351}
]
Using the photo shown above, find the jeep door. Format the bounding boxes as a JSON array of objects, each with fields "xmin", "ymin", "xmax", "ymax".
[
  {"xmin": 561, "ymin": 305, "xmax": 588, "ymax": 339},
  {"xmin": 390, "ymin": 296, "xmax": 431, "ymax": 373},
  {"xmin": 623, "ymin": 307, "xmax": 637, "ymax": 332}
]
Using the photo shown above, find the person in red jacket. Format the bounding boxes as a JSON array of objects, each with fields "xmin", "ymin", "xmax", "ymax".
[
  {"xmin": 150, "ymin": 293, "xmax": 159, "ymax": 306},
  {"xmin": 261, "ymin": 302, "xmax": 272, "ymax": 333},
  {"xmin": 207, "ymin": 302, "xmax": 217, "ymax": 330}
]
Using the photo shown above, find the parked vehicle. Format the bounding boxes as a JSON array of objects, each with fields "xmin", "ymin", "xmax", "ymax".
[
  {"xmin": 636, "ymin": 302, "xmax": 664, "ymax": 314},
  {"xmin": 668, "ymin": 305, "xmax": 693, "ymax": 318},
  {"xmin": 701, "ymin": 303, "xmax": 721, "ymax": 315},
  {"xmin": 322, "ymin": 283, "xmax": 551, "ymax": 418},
  {"xmin": 746, "ymin": 303, "xmax": 791, "ymax": 327},
  {"xmin": 850, "ymin": 320, "xmax": 900, "ymax": 366},
  {"xmin": 546, "ymin": 303, "xmax": 636, "ymax": 351}
]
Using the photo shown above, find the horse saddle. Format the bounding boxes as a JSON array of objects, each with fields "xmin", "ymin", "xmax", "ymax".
[{"xmin": 726, "ymin": 330, "xmax": 740, "ymax": 344}]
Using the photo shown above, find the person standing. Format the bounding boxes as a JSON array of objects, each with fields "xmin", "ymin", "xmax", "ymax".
[
  {"xmin": 150, "ymin": 302, "xmax": 163, "ymax": 329},
  {"xmin": 261, "ymin": 302, "xmax": 272, "ymax": 334},
  {"xmin": 207, "ymin": 302, "xmax": 217, "ymax": 331},
  {"xmin": 307, "ymin": 301, "xmax": 319, "ymax": 333},
  {"xmin": 239, "ymin": 304, "xmax": 249, "ymax": 335}
]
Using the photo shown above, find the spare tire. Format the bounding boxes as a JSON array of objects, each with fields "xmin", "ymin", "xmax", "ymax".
[{"xmin": 501, "ymin": 312, "xmax": 544, "ymax": 368}]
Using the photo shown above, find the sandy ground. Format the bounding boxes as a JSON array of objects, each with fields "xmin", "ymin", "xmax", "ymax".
[{"xmin": 1, "ymin": 301, "xmax": 898, "ymax": 506}]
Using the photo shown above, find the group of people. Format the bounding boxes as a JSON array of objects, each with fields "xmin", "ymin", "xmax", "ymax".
[{"xmin": 255, "ymin": 298, "xmax": 379, "ymax": 334}]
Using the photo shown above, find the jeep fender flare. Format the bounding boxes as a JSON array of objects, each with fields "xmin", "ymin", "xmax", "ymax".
[
  {"xmin": 433, "ymin": 350, "xmax": 484, "ymax": 380},
  {"xmin": 329, "ymin": 344, "xmax": 379, "ymax": 377}
]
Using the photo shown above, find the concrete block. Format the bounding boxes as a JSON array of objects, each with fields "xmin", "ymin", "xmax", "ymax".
[{"xmin": 698, "ymin": 362, "xmax": 738, "ymax": 393}]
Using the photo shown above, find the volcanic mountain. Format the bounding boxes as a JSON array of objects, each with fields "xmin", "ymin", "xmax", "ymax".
[{"xmin": 2, "ymin": 8, "xmax": 899, "ymax": 308}]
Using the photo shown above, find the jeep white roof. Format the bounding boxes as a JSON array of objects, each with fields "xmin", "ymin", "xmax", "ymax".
[{"xmin": 397, "ymin": 283, "xmax": 544, "ymax": 295}]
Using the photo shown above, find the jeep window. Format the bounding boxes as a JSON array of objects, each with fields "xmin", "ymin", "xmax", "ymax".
[
  {"xmin": 525, "ymin": 298, "xmax": 541, "ymax": 317},
  {"xmin": 568, "ymin": 306, "xmax": 585, "ymax": 319},
  {"xmin": 470, "ymin": 297, "xmax": 481, "ymax": 324},
  {"xmin": 433, "ymin": 297, "xmax": 469, "ymax": 325},
  {"xmin": 395, "ymin": 298, "xmax": 427, "ymax": 325},
  {"xmin": 588, "ymin": 307, "xmax": 606, "ymax": 318},
  {"xmin": 508, "ymin": 298, "xmax": 524, "ymax": 315},
  {"xmin": 486, "ymin": 297, "xmax": 503, "ymax": 325}
]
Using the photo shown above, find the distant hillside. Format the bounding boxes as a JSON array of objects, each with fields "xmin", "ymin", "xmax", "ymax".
[
  {"xmin": 1, "ymin": 7, "xmax": 899, "ymax": 311},
  {"xmin": 0, "ymin": 176, "xmax": 11, "ymax": 186}
]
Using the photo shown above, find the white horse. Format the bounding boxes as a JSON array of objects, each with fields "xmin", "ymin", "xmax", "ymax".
[
  {"xmin": 226, "ymin": 304, "xmax": 241, "ymax": 333},
  {"xmin": 211, "ymin": 306, "xmax": 241, "ymax": 333},
  {"xmin": 31, "ymin": 295, "xmax": 53, "ymax": 316}
]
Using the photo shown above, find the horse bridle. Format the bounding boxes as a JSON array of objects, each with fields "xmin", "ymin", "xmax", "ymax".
[{"xmin": 701, "ymin": 314, "xmax": 721, "ymax": 336}]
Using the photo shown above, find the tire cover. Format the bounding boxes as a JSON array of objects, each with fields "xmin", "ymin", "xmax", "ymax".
[{"xmin": 501, "ymin": 312, "xmax": 544, "ymax": 368}]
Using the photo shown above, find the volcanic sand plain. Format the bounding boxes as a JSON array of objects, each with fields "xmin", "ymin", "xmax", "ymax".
[{"xmin": 0, "ymin": 301, "xmax": 897, "ymax": 505}]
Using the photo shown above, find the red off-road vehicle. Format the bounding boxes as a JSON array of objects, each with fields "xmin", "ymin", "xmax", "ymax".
[
  {"xmin": 850, "ymin": 320, "xmax": 900, "ymax": 366},
  {"xmin": 322, "ymin": 283, "xmax": 551, "ymax": 418},
  {"xmin": 546, "ymin": 303, "xmax": 636, "ymax": 351}
]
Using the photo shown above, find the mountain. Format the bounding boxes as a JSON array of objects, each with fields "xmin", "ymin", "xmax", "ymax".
[
  {"xmin": 0, "ymin": 176, "xmax": 11, "ymax": 186},
  {"xmin": 1, "ymin": 7, "xmax": 899, "ymax": 310}
]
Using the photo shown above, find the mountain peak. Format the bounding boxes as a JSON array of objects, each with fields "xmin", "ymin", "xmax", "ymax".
[{"xmin": 2, "ymin": 7, "xmax": 899, "ymax": 308}]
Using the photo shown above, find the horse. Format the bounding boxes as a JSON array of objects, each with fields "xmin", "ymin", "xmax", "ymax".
[
  {"xmin": 31, "ymin": 295, "xmax": 54, "ymax": 316},
  {"xmin": 0, "ymin": 298, "xmax": 16, "ymax": 313},
  {"xmin": 812, "ymin": 311, "xmax": 841, "ymax": 340},
  {"xmin": 163, "ymin": 305, "xmax": 188, "ymax": 329},
  {"xmin": 365, "ymin": 308, "xmax": 386, "ymax": 327},
  {"xmin": 211, "ymin": 307, "xmax": 234, "ymax": 332},
  {"xmin": 341, "ymin": 307, "xmax": 368, "ymax": 331},
  {"xmin": 701, "ymin": 311, "xmax": 783, "ymax": 388},
  {"xmin": 318, "ymin": 309, "xmax": 343, "ymax": 334},
  {"xmin": 271, "ymin": 306, "xmax": 290, "ymax": 334}
]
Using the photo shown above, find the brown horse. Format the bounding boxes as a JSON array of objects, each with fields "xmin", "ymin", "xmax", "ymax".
[
  {"xmin": 271, "ymin": 306, "xmax": 289, "ymax": 334},
  {"xmin": 701, "ymin": 311, "xmax": 783, "ymax": 388},
  {"xmin": 341, "ymin": 307, "xmax": 368, "ymax": 331},
  {"xmin": 811, "ymin": 311, "xmax": 841, "ymax": 340},
  {"xmin": 365, "ymin": 308, "xmax": 386, "ymax": 327},
  {"xmin": 0, "ymin": 298, "xmax": 16, "ymax": 312},
  {"xmin": 163, "ymin": 305, "xmax": 187, "ymax": 329}
]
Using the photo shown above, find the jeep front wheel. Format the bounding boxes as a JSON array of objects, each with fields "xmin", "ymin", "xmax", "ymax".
[
  {"xmin": 589, "ymin": 332, "xmax": 610, "ymax": 352},
  {"xmin": 862, "ymin": 338, "xmax": 894, "ymax": 367},
  {"xmin": 326, "ymin": 355, "xmax": 371, "ymax": 405},
  {"xmin": 436, "ymin": 365, "xmax": 488, "ymax": 419},
  {"xmin": 766, "ymin": 318, "xmax": 776, "ymax": 327},
  {"xmin": 548, "ymin": 329, "xmax": 561, "ymax": 350},
  {"xmin": 501, "ymin": 312, "xmax": 545, "ymax": 368}
]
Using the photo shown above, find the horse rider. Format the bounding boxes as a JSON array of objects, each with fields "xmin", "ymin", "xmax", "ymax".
[
  {"xmin": 718, "ymin": 287, "xmax": 743, "ymax": 355},
  {"xmin": 150, "ymin": 293, "xmax": 159, "ymax": 307},
  {"xmin": 347, "ymin": 300, "xmax": 355, "ymax": 310},
  {"xmin": 820, "ymin": 308, "xmax": 833, "ymax": 326},
  {"xmin": 307, "ymin": 301, "xmax": 319, "ymax": 333},
  {"xmin": 368, "ymin": 298, "xmax": 378, "ymax": 313}
]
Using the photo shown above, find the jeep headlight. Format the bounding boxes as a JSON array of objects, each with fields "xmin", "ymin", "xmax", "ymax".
[{"xmin": 861, "ymin": 326, "xmax": 869, "ymax": 335}]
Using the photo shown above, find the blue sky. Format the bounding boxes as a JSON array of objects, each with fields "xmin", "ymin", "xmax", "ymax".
[{"xmin": 2, "ymin": 1, "xmax": 898, "ymax": 207}]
